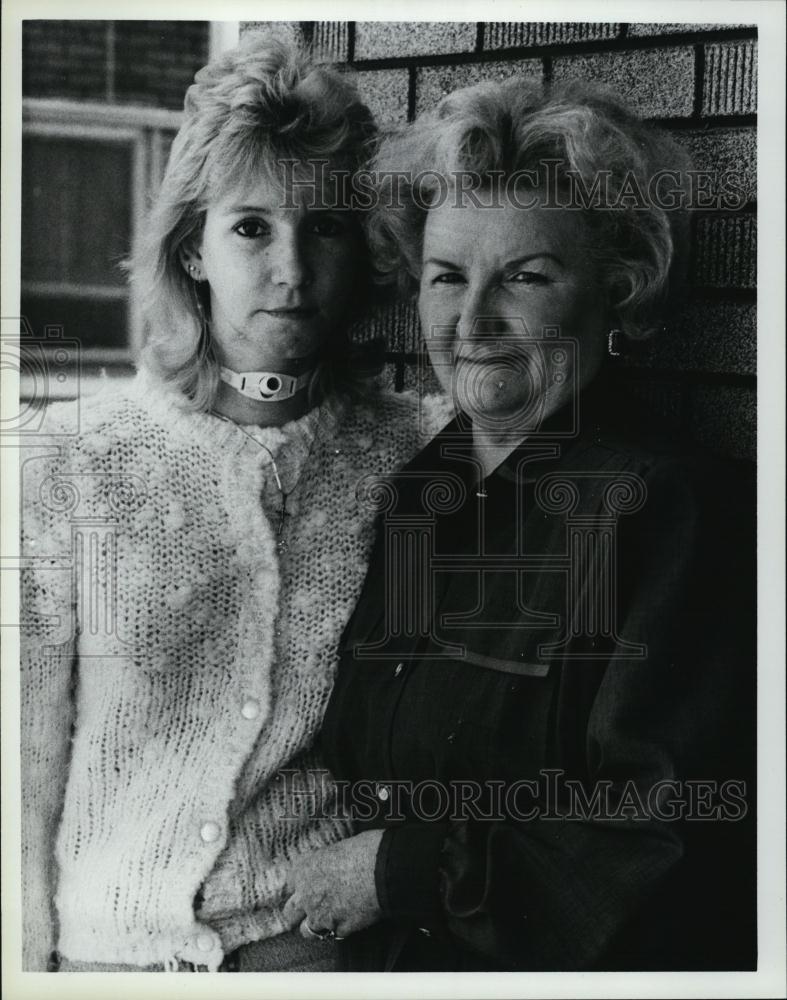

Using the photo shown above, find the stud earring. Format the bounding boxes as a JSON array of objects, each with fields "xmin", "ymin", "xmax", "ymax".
[
  {"xmin": 187, "ymin": 263, "xmax": 203, "ymax": 282},
  {"xmin": 607, "ymin": 329, "xmax": 624, "ymax": 358}
]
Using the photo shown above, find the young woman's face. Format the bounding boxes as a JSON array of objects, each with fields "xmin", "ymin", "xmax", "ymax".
[
  {"xmin": 192, "ymin": 170, "xmax": 364, "ymax": 372},
  {"xmin": 418, "ymin": 187, "xmax": 610, "ymax": 434}
]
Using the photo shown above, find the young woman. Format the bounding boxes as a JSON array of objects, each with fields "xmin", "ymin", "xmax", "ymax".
[{"xmin": 20, "ymin": 31, "xmax": 445, "ymax": 973}]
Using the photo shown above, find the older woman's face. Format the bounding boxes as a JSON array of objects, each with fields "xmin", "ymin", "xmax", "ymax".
[
  {"xmin": 193, "ymin": 169, "xmax": 364, "ymax": 371},
  {"xmin": 418, "ymin": 187, "xmax": 609, "ymax": 433}
]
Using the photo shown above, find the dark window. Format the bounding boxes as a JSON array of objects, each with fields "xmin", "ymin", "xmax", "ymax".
[
  {"xmin": 22, "ymin": 20, "xmax": 210, "ymax": 110},
  {"xmin": 22, "ymin": 134, "xmax": 134, "ymax": 353}
]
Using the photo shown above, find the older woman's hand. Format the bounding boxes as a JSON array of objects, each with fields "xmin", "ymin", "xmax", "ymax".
[{"xmin": 281, "ymin": 829, "xmax": 384, "ymax": 940}]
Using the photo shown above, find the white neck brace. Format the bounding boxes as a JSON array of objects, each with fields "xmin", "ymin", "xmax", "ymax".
[{"xmin": 218, "ymin": 366, "xmax": 314, "ymax": 402}]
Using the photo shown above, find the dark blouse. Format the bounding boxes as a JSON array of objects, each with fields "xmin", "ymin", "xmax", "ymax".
[{"xmin": 320, "ymin": 387, "xmax": 756, "ymax": 972}]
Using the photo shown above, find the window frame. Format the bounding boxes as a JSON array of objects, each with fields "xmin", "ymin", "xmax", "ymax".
[{"xmin": 21, "ymin": 97, "xmax": 183, "ymax": 378}]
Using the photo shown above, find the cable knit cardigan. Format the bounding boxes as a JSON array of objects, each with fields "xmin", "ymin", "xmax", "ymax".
[{"xmin": 20, "ymin": 368, "xmax": 450, "ymax": 972}]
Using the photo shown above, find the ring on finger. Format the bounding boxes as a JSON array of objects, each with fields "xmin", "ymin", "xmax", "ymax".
[
  {"xmin": 303, "ymin": 920, "xmax": 338, "ymax": 942},
  {"xmin": 321, "ymin": 929, "xmax": 347, "ymax": 942}
]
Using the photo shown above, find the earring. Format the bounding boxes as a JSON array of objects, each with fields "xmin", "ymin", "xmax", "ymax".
[
  {"xmin": 607, "ymin": 329, "xmax": 624, "ymax": 358},
  {"xmin": 187, "ymin": 263, "xmax": 203, "ymax": 282}
]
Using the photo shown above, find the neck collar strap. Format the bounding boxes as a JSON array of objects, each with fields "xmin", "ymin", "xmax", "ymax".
[{"xmin": 218, "ymin": 366, "xmax": 314, "ymax": 402}]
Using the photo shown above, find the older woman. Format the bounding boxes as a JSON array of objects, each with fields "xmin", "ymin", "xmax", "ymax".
[
  {"xmin": 20, "ymin": 32, "xmax": 445, "ymax": 973},
  {"xmin": 283, "ymin": 78, "xmax": 756, "ymax": 970}
]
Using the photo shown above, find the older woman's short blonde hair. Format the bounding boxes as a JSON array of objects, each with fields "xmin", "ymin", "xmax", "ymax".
[
  {"xmin": 368, "ymin": 77, "xmax": 693, "ymax": 340},
  {"xmin": 131, "ymin": 30, "xmax": 377, "ymax": 409}
]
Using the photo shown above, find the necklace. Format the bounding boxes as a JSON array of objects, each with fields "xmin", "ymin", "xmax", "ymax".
[{"xmin": 210, "ymin": 406, "xmax": 323, "ymax": 550}]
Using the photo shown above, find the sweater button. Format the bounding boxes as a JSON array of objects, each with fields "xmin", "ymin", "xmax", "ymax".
[
  {"xmin": 87, "ymin": 434, "xmax": 111, "ymax": 456},
  {"xmin": 310, "ymin": 509, "xmax": 328, "ymax": 529},
  {"xmin": 197, "ymin": 932, "xmax": 216, "ymax": 952},
  {"xmin": 164, "ymin": 502, "xmax": 186, "ymax": 530},
  {"xmin": 241, "ymin": 698, "xmax": 260, "ymax": 720},
  {"xmin": 167, "ymin": 583, "xmax": 193, "ymax": 609},
  {"xmin": 200, "ymin": 821, "xmax": 221, "ymax": 843}
]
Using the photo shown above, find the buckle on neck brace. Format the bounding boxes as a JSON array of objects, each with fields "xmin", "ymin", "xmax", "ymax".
[{"xmin": 218, "ymin": 366, "xmax": 313, "ymax": 402}]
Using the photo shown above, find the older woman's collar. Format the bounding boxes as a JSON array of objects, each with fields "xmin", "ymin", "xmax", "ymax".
[{"xmin": 493, "ymin": 380, "xmax": 613, "ymax": 485}]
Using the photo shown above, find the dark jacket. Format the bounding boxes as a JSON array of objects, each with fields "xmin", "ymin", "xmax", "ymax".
[{"xmin": 321, "ymin": 385, "xmax": 756, "ymax": 972}]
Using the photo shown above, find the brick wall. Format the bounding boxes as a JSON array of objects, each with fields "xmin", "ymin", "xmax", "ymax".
[
  {"xmin": 23, "ymin": 20, "xmax": 210, "ymax": 108},
  {"xmin": 244, "ymin": 20, "xmax": 757, "ymax": 461}
]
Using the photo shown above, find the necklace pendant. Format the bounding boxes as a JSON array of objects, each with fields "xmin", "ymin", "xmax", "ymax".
[{"xmin": 276, "ymin": 509, "xmax": 288, "ymax": 549}]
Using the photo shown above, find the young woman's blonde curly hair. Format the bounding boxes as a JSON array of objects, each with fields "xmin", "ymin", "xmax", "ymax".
[
  {"xmin": 368, "ymin": 77, "xmax": 694, "ymax": 341},
  {"xmin": 131, "ymin": 29, "xmax": 378, "ymax": 410}
]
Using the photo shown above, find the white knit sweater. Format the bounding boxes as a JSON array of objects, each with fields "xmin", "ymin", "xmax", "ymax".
[{"xmin": 20, "ymin": 369, "xmax": 450, "ymax": 971}]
